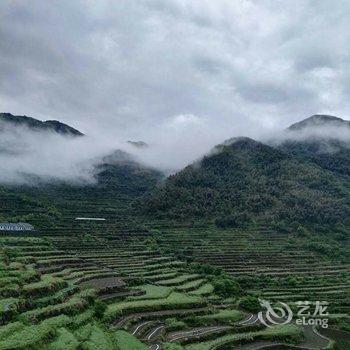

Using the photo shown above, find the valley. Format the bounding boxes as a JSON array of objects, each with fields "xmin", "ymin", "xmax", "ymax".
[
  {"xmin": 0, "ymin": 113, "xmax": 349, "ymax": 349},
  {"xmin": 2, "ymin": 1, "xmax": 350, "ymax": 348},
  {"xmin": 0, "ymin": 215, "xmax": 349, "ymax": 349}
]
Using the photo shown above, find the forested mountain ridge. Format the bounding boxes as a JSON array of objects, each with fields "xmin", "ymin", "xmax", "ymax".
[
  {"xmin": 141, "ymin": 135, "xmax": 350, "ymax": 231},
  {"xmin": 1, "ymin": 112, "xmax": 350, "ymax": 233},
  {"xmin": 0, "ymin": 113, "xmax": 162, "ymax": 225},
  {"xmin": 276, "ymin": 114, "xmax": 350, "ymax": 177},
  {"xmin": 288, "ymin": 114, "xmax": 350, "ymax": 130}
]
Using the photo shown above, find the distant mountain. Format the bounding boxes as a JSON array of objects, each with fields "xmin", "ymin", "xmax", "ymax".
[
  {"xmin": 288, "ymin": 114, "xmax": 350, "ymax": 131},
  {"xmin": 0, "ymin": 148, "xmax": 163, "ymax": 228},
  {"xmin": 127, "ymin": 141, "xmax": 149, "ymax": 148},
  {"xmin": 0, "ymin": 113, "xmax": 84, "ymax": 136},
  {"xmin": 0, "ymin": 114, "xmax": 162, "ymax": 227},
  {"xmin": 276, "ymin": 115, "xmax": 350, "ymax": 176},
  {"xmin": 1, "ymin": 112, "xmax": 350, "ymax": 233},
  {"xmin": 141, "ymin": 137, "xmax": 350, "ymax": 230},
  {"xmin": 94, "ymin": 149, "xmax": 163, "ymax": 194}
]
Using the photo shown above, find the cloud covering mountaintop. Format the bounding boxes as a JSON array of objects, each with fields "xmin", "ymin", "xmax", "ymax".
[
  {"xmin": 2, "ymin": 0, "xmax": 350, "ymax": 143},
  {"xmin": 0, "ymin": 112, "xmax": 349, "ymax": 185},
  {"xmin": 2, "ymin": 1, "xmax": 350, "ymax": 184}
]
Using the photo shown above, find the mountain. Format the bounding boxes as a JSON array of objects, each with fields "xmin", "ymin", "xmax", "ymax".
[
  {"xmin": 276, "ymin": 115, "xmax": 350, "ymax": 176},
  {"xmin": 0, "ymin": 112, "xmax": 84, "ymax": 136},
  {"xmin": 127, "ymin": 141, "xmax": 149, "ymax": 148},
  {"xmin": 1, "ymin": 112, "xmax": 350, "ymax": 233},
  {"xmin": 0, "ymin": 149, "xmax": 163, "ymax": 227},
  {"xmin": 0, "ymin": 113, "xmax": 162, "ymax": 227},
  {"xmin": 288, "ymin": 114, "xmax": 350, "ymax": 131},
  {"xmin": 141, "ymin": 137, "xmax": 350, "ymax": 231},
  {"xmin": 94, "ymin": 150, "xmax": 163, "ymax": 195}
]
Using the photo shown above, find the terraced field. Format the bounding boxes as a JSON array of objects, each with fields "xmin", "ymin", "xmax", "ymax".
[
  {"xmin": 153, "ymin": 227, "xmax": 350, "ymax": 316},
  {"xmin": 0, "ymin": 222, "xmax": 349, "ymax": 349}
]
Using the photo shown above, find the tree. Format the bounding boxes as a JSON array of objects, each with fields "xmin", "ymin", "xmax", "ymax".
[
  {"xmin": 239, "ymin": 295, "xmax": 261, "ymax": 312},
  {"xmin": 212, "ymin": 276, "xmax": 242, "ymax": 298},
  {"xmin": 2, "ymin": 247, "xmax": 19, "ymax": 266}
]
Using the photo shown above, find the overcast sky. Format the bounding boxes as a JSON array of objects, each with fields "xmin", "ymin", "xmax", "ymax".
[{"xmin": 1, "ymin": 0, "xmax": 350, "ymax": 144}]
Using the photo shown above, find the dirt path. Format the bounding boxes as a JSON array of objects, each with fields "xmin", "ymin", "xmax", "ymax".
[
  {"xmin": 238, "ymin": 314, "xmax": 260, "ymax": 326},
  {"xmin": 149, "ymin": 344, "xmax": 161, "ymax": 350},
  {"xmin": 145, "ymin": 324, "xmax": 165, "ymax": 341},
  {"xmin": 131, "ymin": 320, "xmax": 154, "ymax": 336}
]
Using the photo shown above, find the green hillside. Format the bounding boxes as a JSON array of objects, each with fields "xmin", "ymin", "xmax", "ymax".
[
  {"xmin": 0, "ymin": 114, "xmax": 348, "ymax": 349},
  {"xmin": 274, "ymin": 115, "xmax": 350, "ymax": 177},
  {"xmin": 0, "ymin": 159, "xmax": 163, "ymax": 228},
  {"xmin": 141, "ymin": 137, "xmax": 350, "ymax": 231}
]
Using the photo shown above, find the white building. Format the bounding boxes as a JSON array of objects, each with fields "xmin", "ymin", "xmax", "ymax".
[
  {"xmin": 75, "ymin": 217, "xmax": 106, "ymax": 221},
  {"xmin": 0, "ymin": 223, "xmax": 34, "ymax": 231}
]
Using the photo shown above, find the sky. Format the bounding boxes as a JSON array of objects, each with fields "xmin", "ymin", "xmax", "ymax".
[{"xmin": 1, "ymin": 0, "xmax": 350, "ymax": 180}]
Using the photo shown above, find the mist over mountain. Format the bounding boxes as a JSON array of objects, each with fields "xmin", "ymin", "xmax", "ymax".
[
  {"xmin": 272, "ymin": 115, "xmax": 350, "ymax": 177},
  {"xmin": 0, "ymin": 112, "xmax": 163, "ymax": 185},
  {"xmin": 1, "ymin": 111, "xmax": 350, "ymax": 234},
  {"xmin": 288, "ymin": 114, "xmax": 350, "ymax": 131},
  {"xmin": 1, "ymin": 112, "xmax": 350, "ymax": 197},
  {"xmin": 140, "ymin": 115, "xmax": 350, "ymax": 231},
  {"xmin": 0, "ymin": 114, "xmax": 163, "ymax": 225},
  {"xmin": 0, "ymin": 113, "xmax": 84, "ymax": 137}
]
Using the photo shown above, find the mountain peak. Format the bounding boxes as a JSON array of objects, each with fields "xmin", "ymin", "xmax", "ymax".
[
  {"xmin": 0, "ymin": 113, "xmax": 84, "ymax": 136},
  {"xmin": 127, "ymin": 140, "xmax": 148, "ymax": 148},
  {"xmin": 216, "ymin": 136, "xmax": 260, "ymax": 149},
  {"xmin": 288, "ymin": 114, "xmax": 350, "ymax": 131}
]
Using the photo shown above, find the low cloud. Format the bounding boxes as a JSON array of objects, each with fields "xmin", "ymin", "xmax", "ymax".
[
  {"xmin": 0, "ymin": 112, "xmax": 267, "ymax": 185},
  {"xmin": 0, "ymin": 113, "xmax": 349, "ymax": 185},
  {"xmin": 265, "ymin": 124, "xmax": 350, "ymax": 154},
  {"xmin": 2, "ymin": 0, "xmax": 350, "ymax": 139},
  {"xmin": 0, "ymin": 124, "xmax": 125, "ymax": 185},
  {"xmin": 2, "ymin": 1, "xmax": 350, "ymax": 183}
]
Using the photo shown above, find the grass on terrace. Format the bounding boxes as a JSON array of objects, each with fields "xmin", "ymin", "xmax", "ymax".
[
  {"xmin": 193, "ymin": 309, "xmax": 244, "ymax": 324},
  {"xmin": 0, "ymin": 225, "xmax": 348, "ymax": 349},
  {"xmin": 104, "ymin": 292, "xmax": 205, "ymax": 321},
  {"xmin": 129, "ymin": 284, "xmax": 172, "ymax": 300},
  {"xmin": 114, "ymin": 330, "xmax": 148, "ymax": 350},
  {"xmin": 184, "ymin": 324, "xmax": 302, "ymax": 350}
]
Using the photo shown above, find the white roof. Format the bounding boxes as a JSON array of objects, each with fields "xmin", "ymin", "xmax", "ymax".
[
  {"xmin": 75, "ymin": 217, "xmax": 106, "ymax": 221},
  {"xmin": 0, "ymin": 222, "xmax": 34, "ymax": 231}
]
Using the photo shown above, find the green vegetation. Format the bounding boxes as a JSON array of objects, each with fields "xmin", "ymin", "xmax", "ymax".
[
  {"xmin": 0, "ymin": 222, "xmax": 344, "ymax": 349},
  {"xmin": 189, "ymin": 283, "xmax": 214, "ymax": 296},
  {"xmin": 129, "ymin": 284, "xmax": 172, "ymax": 300},
  {"xmin": 211, "ymin": 275, "xmax": 242, "ymax": 298},
  {"xmin": 140, "ymin": 138, "xmax": 350, "ymax": 233},
  {"xmin": 105, "ymin": 292, "xmax": 204, "ymax": 320},
  {"xmin": 49, "ymin": 327, "xmax": 79, "ymax": 350},
  {"xmin": 239, "ymin": 296, "xmax": 261, "ymax": 313},
  {"xmin": 0, "ymin": 114, "xmax": 349, "ymax": 349},
  {"xmin": 114, "ymin": 330, "xmax": 148, "ymax": 350},
  {"xmin": 196, "ymin": 309, "xmax": 243, "ymax": 323},
  {"xmin": 79, "ymin": 324, "xmax": 116, "ymax": 350},
  {"xmin": 185, "ymin": 324, "xmax": 302, "ymax": 350}
]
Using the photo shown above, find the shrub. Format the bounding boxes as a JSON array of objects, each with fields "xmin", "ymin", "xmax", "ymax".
[
  {"xmin": 48, "ymin": 327, "xmax": 78, "ymax": 350},
  {"xmin": 239, "ymin": 296, "xmax": 261, "ymax": 313},
  {"xmin": 94, "ymin": 301, "xmax": 107, "ymax": 319},
  {"xmin": 212, "ymin": 277, "xmax": 242, "ymax": 298},
  {"xmin": 114, "ymin": 330, "xmax": 148, "ymax": 350},
  {"xmin": 165, "ymin": 318, "xmax": 187, "ymax": 331}
]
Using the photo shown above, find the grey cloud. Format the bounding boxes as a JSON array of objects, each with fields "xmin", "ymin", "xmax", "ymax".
[
  {"xmin": 294, "ymin": 49, "xmax": 335, "ymax": 73},
  {"xmin": 1, "ymin": 0, "xmax": 350, "ymax": 166}
]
